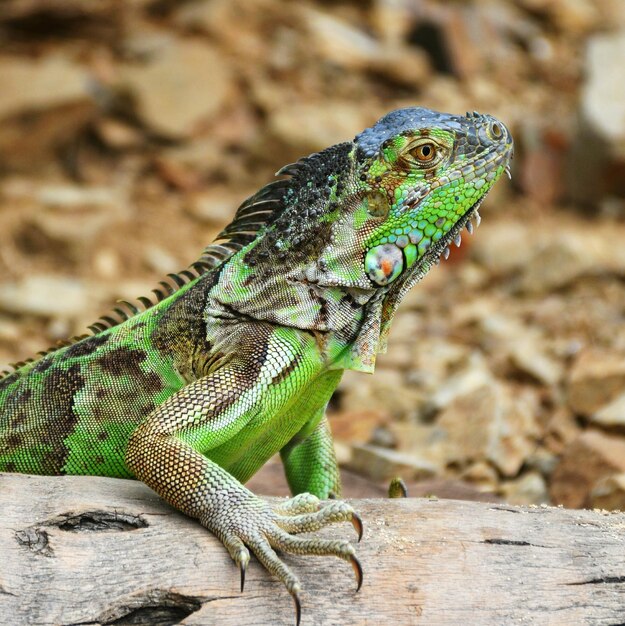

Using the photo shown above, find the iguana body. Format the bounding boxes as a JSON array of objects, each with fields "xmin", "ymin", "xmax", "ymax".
[{"xmin": 0, "ymin": 107, "xmax": 513, "ymax": 623}]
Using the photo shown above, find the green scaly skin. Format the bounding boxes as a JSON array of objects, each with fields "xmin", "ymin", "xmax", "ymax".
[{"xmin": 0, "ymin": 107, "xmax": 513, "ymax": 624}]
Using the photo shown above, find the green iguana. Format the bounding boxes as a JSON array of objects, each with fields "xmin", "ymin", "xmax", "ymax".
[{"xmin": 0, "ymin": 107, "xmax": 513, "ymax": 624}]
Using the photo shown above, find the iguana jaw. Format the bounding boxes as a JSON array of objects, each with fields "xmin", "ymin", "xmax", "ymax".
[
  {"xmin": 419, "ymin": 194, "xmax": 485, "ymax": 268},
  {"xmin": 401, "ymin": 143, "xmax": 513, "ymax": 276}
]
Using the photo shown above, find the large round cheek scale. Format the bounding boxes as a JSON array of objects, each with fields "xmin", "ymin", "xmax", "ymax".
[{"xmin": 364, "ymin": 244, "xmax": 404, "ymax": 286}]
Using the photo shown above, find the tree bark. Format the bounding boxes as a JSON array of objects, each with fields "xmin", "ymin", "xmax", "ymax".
[{"xmin": 1, "ymin": 472, "xmax": 624, "ymax": 626}]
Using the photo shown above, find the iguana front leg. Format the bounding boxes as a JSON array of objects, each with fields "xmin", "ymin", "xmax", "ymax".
[
  {"xmin": 125, "ymin": 365, "xmax": 361, "ymax": 624},
  {"xmin": 281, "ymin": 413, "xmax": 342, "ymax": 499}
]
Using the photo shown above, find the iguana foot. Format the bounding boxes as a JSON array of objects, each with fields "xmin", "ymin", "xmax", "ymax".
[{"xmin": 201, "ymin": 492, "xmax": 362, "ymax": 626}]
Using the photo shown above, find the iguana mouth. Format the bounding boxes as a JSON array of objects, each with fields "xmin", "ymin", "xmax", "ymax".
[
  {"xmin": 422, "ymin": 196, "xmax": 484, "ymax": 268},
  {"xmin": 419, "ymin": 162, "xmax": 512, "ymax": 269}
]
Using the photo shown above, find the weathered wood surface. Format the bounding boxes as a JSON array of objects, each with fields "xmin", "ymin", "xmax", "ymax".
[{"xmin": 2, "ymin": 473, "xmax": 625, "ymax": 626}]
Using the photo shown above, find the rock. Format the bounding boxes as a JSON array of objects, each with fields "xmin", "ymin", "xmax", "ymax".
[
  {"xmin": 568, "ymin": 349, "xmax": 625, "ymax": 416},
  {"xmin": 25, "ymin": 184, "xmax": 129, "ymax": 243},
  {"xmin": 379, "ymin": 311, "xmax": 428, "ymax": 371},
  {"xmin": 567, "ymin": 32, "xmax": 625, "ymax": 204},
  {"xmin": 369, "ymin": 425, "xmax": 396, "ymax": 449},
  {"xmin": 517, "ymin": 123, "xmax": 567, "ymax": 206},
  {"xmin": 173, "ymin": 0, "xmax": 223, "ymax": 32},
  {"xmin": 499, "ymin": 471, "xmax": 549, "ymax": 506},
  {"xmin": 0, "ymin": 55, "xmax": 90, "ymax": 119},
  {"xmin": 590, "ymin": 473, "xmax": 625, "ymax": 511},
  {"xmin": 406, "ymin": 337, "xmax": 472, "ymax": 395},
  {"xmin": 0, "ymin": 319, "xmax": 20, "ymax": 341},
  {"xmin": 333, "ymin": 441, "xmax": 352, "ymax": 467},
  {"xmin": 94, "ymin": 118, "xmax": 144, "ymax": 150},
  {"xmin": 518, "ymin": 234, "xmax": 593, "ymax": 294},
  {"xmin": 544, "ymin": 407, "xmax": 582, "ymax": 454},
  {"xmin": 427, "ymin": 354, "xmax": 495, "ymax": 412},
  {"xmin": 152, "ymin": 156, "xmax": 202, "ymax": 192},
  {"xmin": 524, "ymin": 447, "xmax": 559, "ymax": 478},
  {"xmin": 93, "ymin": 248, "xmax": 122, "ymax": 280},
  {"xmin": 121, "ymin": 40, "xmax": 231, "ymax": 138},
  {"xmin": 372, "ymin": 0, "xmax": 415, "ymax": 45},
  {"xmin": 347, "ymin": 443, "xmax": 439, "ymax": 482},
  {"xmin": 339, "ymin": 368, "xmax": 423, "ymax": 420},
  {"xmin": 156, "ymin": 137, "xmax": 228, "ymax": 180},
  {"xmin": 0, "ymin": 0, "xmax": 122, "ymax": 40},
  {"xmin": 267, "ymin": 101, "xmax": 371, "ymax": 155},
  {"xmin": 518, "ymin": 0, "xmax": 600, "ymax": 34},
  {"xmin": 460, "ymin": 461, "xmax": 499, "ymax": 492},
  {"xmin": 0, "ymin": 55, "xmax": 96, "ymax": 171},
  {"xmin": 142, "ymin": 245, "xmax": 181, "ymax": 276},
  {"xmin": 436, "ymin": 383, "xmax": 539, "ymax": 477},
  {"xmin": 473, "ymin": 219, "xmax": 613, "ymax": 290},
  {"xmin": 580, "ymin": 33, "xmax": 625, "ymax": 155},
  {"xmin": 302, "ymin": 7, "xmax": 382, "ymax": 71},
  {"xmin": 185, "ymin": 188, "xmax": 240, "ymax": 225},
  {"xmin": 303, "ymin": 7, "xmax": 429, "ymax": 86},
  {"xmin": 590, "ymin": 392, "xmax": 625, "ymax": 429},
  {"xmin": 1, "ymin": 105, "xmax": 97, "ymax": 173},
  {"xmin": 472, "ymin": 220, "xmax": 533, "ymax": 276},
  {"xmin": 508, "ymin": 339, "xmax": 562, "ymax": 386},
  {"xmin": 329, "ymin": 410, "xmax": 387, "ymax": 445},
  {"xmin": 36, "ymin": 185, "xmax": 120, "ymax": 209},
  {"xmin": 0, "ymin": 276, "xmax": 89, "ymax": 317},
  {"xmin": 550, "ymin": 430, "xmax": 625, "ymax": 508},
  {"xmin": 386, "ymin": 422, "xmax": 450, "ymax": 468},
  {"xmin": 475, "ymin": 312, "xmax": 563, "ymax": 386}
]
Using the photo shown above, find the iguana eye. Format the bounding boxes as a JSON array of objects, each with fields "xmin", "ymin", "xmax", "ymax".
[{"xmin": 409, "ymin": 142, "xmax": 437, "ymax": 164}]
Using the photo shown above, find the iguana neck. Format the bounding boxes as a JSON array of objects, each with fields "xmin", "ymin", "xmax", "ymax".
[
  {"xmin": 201, "ymin": 139, "xmax": 396, "ymax": 372},
  {"xmin": 204, "ymin": 245, "xmax": 386, "ymax": 373}
]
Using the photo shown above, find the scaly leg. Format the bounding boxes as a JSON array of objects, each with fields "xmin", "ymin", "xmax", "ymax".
[
  {"xmin": 126, "ymin": 366, "xmax": 361, "ymax": 625},
  {"xmin": 281, "ymin": 413, "xmax": 342, "ymax": 498}
]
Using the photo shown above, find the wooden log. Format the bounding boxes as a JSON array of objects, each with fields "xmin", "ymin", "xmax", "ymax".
[{"xmin": 1, "ymin": 472, "xmax": 625, "ymax": 626}]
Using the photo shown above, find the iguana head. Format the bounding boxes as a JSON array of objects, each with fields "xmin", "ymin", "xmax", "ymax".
[
  {"xmin": 276, "ymin": 107, "xmax": 511, "ymax": 294},
  {"xmin": 208, "ymin": 106, "xmax": 512, "ymax": 367},
  {"xmin": 353, "ymin": 107, "xmax": 512, "ymax": 289},
  {"xmin": 218, "ymin": 107, "xmax": 512, "ymax": 289}
]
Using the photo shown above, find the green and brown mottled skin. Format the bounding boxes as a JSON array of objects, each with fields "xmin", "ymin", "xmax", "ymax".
[{"xmin": 0, "ymin": 107, "xmax": 513, "ymax": 623}]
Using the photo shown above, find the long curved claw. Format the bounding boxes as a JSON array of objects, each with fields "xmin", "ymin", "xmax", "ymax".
[
  {"xmin": 350, "ymin": 554, "xmax": 363, "ymax": 592},
  {"xmin": 291, "ymin": 589, "xmax": 302, "ymax": 626},
  {"xmin": 351, "ymin": 511, "xmax": 363, "ymax": 542},
  {"xmin": 240, "ymin": 559, "xmax": 247, "ymax": 593}
]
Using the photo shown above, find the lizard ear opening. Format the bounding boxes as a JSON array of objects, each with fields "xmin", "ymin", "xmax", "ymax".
[{"xmin": 364, "ymin": 191, "xmax": 390, "ymax": 218}]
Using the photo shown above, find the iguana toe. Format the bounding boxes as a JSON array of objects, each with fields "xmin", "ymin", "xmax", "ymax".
[
  {"xmin": 222, "ymin": 534, "xmax": 250, "ymax": 592},
  {"xmin": 276, "ymin": 499, "xmax": 362, "ymax": 541},
  {"xmin": 274, "ymin": 492, "xmax": 321, "ymax": 515},
  {"xmin": 388, "ymin": 476, "xmax": 408, "ymax": 498}
]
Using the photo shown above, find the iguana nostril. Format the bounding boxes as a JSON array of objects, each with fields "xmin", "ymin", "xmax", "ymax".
[{"xmin": 490, "ymin": 122, "xmax": 503, "ymax": 139}]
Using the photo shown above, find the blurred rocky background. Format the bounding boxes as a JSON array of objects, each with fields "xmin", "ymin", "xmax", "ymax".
[{"xmin": 2, "ymin": 0, "xmax": 625, "ymax": 508}]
